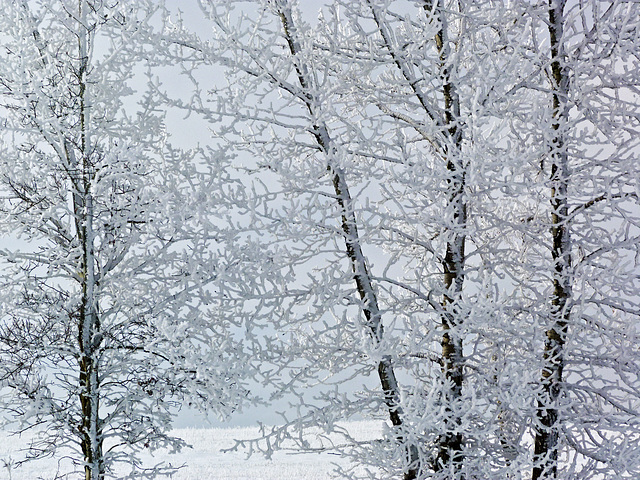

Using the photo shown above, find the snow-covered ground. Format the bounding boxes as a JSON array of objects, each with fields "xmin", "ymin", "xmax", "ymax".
[{"xmin": 0, "ymin": 421, "xmax": 382, "ymax": 479}]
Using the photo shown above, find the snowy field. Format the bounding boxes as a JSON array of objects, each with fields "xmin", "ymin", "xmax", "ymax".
[{"xmin": 0, "ymin": 421, "xmax": 382, "ymax": 480}]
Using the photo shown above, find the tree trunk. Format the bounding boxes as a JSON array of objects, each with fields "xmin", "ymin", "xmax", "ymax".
[
  {"xmin": 76, "ymin": 3, "xmax": 104, "ymax": 477},
  {"xmin": 276, "ymin": 3, "xmax": 420, "ymax": 478},
  {"xmin": 78, "ymin": 192, "xmax": 103, "ymax": 480},
  {"xmin": 437, "ymin": 162, "xmax": 466, "ymax": 477},
  {"xmin": 367, "ymin": 1, "xmax": 467, "ymax": 475},
  {"xmin": 532, "ymin": 1, "xmax": 571, "ymax": 479},
  {"xmin": 424, "ymin": 2, "xmax": 467, "ymax": 475}
]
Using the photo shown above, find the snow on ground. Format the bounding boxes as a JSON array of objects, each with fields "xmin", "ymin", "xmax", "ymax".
[{"xmin": 0, "ymin": 421, "xmax": 382, "ymax": 479}]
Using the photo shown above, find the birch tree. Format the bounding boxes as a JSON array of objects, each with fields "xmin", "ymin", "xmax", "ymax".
[
  {"xmin": 182, "ymin": 1, "xmax": 532, "ymax": 478},
  {"xmin": 0, "ymin": 1, "xmax": 252, "ymax": 478},
  {"xmin": 169, "ymin": 0, "xmax": 640, "ymax": 478},
  {"xmin": 532, "ymin": 3, "xmax": 573, "ymax": 477},
  {"xmin": 501, "ymin": 1, "xmax": 640, "ymax": 478},
  {"xmin": 173, "ymin": 0, "xmax": 426, "ymax": 477},
  {"xmin": 329, "ymin": 1, "xmax": 542, "ymax": 477},
  {"xmin": 532, "ymin": 1, "xmax": 640, "ymax": 478},
  {"xmin": 362, "ymin": 1, "xmax": 468, "ymax": 474},
  {"xmin": 335, "ymin": 2, "xmax": 640, "ymax": 477},
  {"xmin": 273, "ymin": 5, "xmax": 423, "ymax": 477}
]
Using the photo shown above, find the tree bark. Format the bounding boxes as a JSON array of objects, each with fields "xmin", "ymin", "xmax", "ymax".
[
  {"xmin": 76, "ymin": 3, "xmax": 104, "ymax": 478},
  {"xmin": 368, "ymin": 1, "xmax": 467, "ymax": 475},
  {"xmin": 434, "ymin": 18, "xmax": 466, "ymax": 479},
  {"xmin": 532, "ymin": 1, "xmax": 571, "ymax": 479}
]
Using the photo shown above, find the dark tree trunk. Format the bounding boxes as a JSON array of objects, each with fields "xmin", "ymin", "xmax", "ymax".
[
  {"xmin": 532, "ymin": 2, "xmax": 571, "ymax": 479},
  {"xmin": 276, "ymin": 4, "xmax": 420, "ymax": 478}
]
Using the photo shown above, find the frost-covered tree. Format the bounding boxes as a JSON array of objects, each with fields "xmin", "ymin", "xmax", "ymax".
[
  {"xmin": 314, "ymin": 1, "xmax": 543, "ymax": 478},
  {"xmin": 271, "ymin": 4, "xmax": 423, "ymax": 477},
  {"xmin": 0, "ymin": 1, "xmax": 252, "ymax": 478},
  {"xmin": 168, "ymin": 0, "xmax": 640, "ymax": 478},
  {"xmin": 360, "ymin": 1, "xmax": 469, "ymax": 474},
  {"xmin": 313, "ymin": 2, "xmax": 640, "ymax": 477},
  {"xmin": 178, "ymin": 1, "xmax": 535, "ymax": 479},
  {"xmin": 171, "ymin": 0, "xmax": 423, "ymax": 477},
  {"xmin": 512, "ymin": 1, "xmax": 640, "ymax": 478}
]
